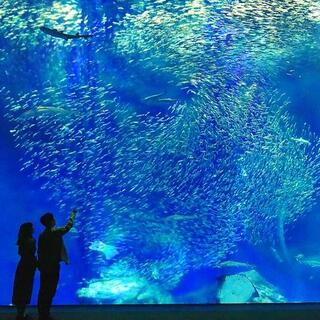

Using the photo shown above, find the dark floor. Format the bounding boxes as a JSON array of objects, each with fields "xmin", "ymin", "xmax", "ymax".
[{"xmin": 1, "ymin": 304, "xmax": 320, "ymax": 320}]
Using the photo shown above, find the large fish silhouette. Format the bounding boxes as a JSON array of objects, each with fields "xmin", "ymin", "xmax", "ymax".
[{"xmin": 40, "ymin": 26, "xmax": 93, "ymax": 40}]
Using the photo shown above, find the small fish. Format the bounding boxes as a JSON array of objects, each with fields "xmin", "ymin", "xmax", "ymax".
[
  {"xmin": 217, "ymin": 261, "xmax": 254, "ymax": 269},
  {"xmin": 158, "ymin": 98, "xmax": 176, "ymax": 103},
  {"xmin": 40, "ymin": 26, "xmax": 93, "ymax": 40},
  {"xmin": 290, "ymin": 137, "xmax": 311, "ymax": 146},
  {"xmin": 164, "ymin": 214, "xmax": 197, "ymax": 221},
  {"xmin": 143, "ymin": 93, "xmax": 164, "ymax": 101}
]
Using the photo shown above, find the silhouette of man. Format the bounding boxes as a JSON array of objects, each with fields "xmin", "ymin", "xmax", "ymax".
[{"xmin": 37, "ymin": 209, "xmax": 77, "ymax": 320}]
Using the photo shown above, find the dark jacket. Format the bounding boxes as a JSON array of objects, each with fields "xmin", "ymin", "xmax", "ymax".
[{"xmin": 38, "ymin": 215, "xmax": 75, "ymax": 272}]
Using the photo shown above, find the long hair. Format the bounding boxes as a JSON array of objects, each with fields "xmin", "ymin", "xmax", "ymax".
[{"xmin": 16, "ymin": 222, "xmax": 33, "ymax": 247}]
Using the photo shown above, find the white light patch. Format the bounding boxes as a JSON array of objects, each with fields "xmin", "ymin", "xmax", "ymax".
[{"xmin": 308, "ymin": 4, "xmax": 320, "ymax": 22}]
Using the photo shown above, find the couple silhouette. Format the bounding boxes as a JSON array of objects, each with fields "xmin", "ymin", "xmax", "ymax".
[{"xmin": 12, "ymin": 209, "xmax": 77, "ymax": 320}]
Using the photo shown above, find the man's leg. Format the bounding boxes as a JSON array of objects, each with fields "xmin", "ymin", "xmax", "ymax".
[
  {"xmin": 38, "ymin": 271, "xmax": 49, "ymax": 319},
  {"xmin": 16, "ymin": 305, "xmax": 25, "ymax": 320},
  {"xmin": 38, "ymin": 267, "xmax": 60, "ymax": 319},
  {"xmin": 47, "ymin": 268, "xmax": 60, "ymax": 313}
]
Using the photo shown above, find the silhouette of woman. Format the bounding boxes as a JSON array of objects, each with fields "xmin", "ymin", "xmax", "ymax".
[{"xmin": 12, "ymin": 223, "xmax": 37, "ymax": 320}]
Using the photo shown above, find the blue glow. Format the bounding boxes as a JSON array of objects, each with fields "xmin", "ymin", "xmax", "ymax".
[{"xmin": 1, "ymin": 0, "xmax": 320, "ymax": 305}]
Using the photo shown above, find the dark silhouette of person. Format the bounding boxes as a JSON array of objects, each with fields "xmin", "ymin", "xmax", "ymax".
[
  {"xmin": 37, "ymin": 209, "xmax": 77, "ymax": 320},
  {"xmin": 12, "ymin": 222, "xmax": 37, "ymax": 320}
]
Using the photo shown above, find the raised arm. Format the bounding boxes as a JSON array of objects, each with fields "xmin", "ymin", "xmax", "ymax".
[{"xmin": 55, "ymin": 208, "xmax": 77, "ymax": 236}]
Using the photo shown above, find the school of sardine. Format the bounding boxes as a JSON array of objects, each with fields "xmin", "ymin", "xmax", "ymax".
[{"xmin": 2, "ymin": 0, "xmax": 320, "ymax": 302}]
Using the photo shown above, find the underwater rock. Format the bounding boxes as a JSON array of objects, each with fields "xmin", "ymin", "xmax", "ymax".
[
  {"xmin": 217, "ymin": 270, "xmax": 286, "ymax": 303},
  {"xmin": 172, "ymin": 263, "xmax": 255, "ymax": 304},
  {"xmin": 217, "ymin": 273, "xmax": 258, "ymax": 303},
  {"xmin": 245, "ymin": 270, "xmax": 286, "ymax": 303},
  {"xmin": 87, "ymin": 279, "xmax": 172, "ymax": 304},
  {"xmin": 78, "ymin": 278, "xmax": 141, "ymax": 302},
  {"xmin": 88, "ymin": 240, "xmax": 119, "ymax": 260},
  {"xmin": 78, "ymin": 260, "xmax": 173, "ymax": 304}
]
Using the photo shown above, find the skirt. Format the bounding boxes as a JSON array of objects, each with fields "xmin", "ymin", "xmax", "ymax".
[{"xmin": 12, "ymin": 258, "xmax": 37, "ymax": 306}]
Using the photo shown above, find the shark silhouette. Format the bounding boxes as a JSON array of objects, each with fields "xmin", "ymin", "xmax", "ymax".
[{"xmin": 40, "ymin": 26, "xmax": 93, "ymax": 40}]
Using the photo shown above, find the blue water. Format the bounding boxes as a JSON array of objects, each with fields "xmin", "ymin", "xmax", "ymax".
[{"xmin": 1, "ymin": 0, "xmax": 320, "ymax": 305}]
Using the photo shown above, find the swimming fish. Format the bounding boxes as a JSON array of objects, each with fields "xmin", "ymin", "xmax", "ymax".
[
  {"xmin": 290, "ymin": 137, "xmax": 311, "ymax": 146},
  {"xmin": 17, "ymin": 105, "xmax": 69, "ymax": 120},
  {"xmin": 296, "ymin": 254, "xmax": 320, "ymax": 267},
  {"xmin": 217, "ymin": 260, "xmax": 254, "ymax": 269},
  {"xmin": 40, "ymin": 26, "xmax": 93, "ymax": 40},
  {"xmin": 163, "ymin": 214, "xmax": 197, "ymax": 221}
]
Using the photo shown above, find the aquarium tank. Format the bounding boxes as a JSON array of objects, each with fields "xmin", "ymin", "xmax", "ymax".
[{"xmin": 2, "ymin": 0, "xmax": 320, "ymax": 305}]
